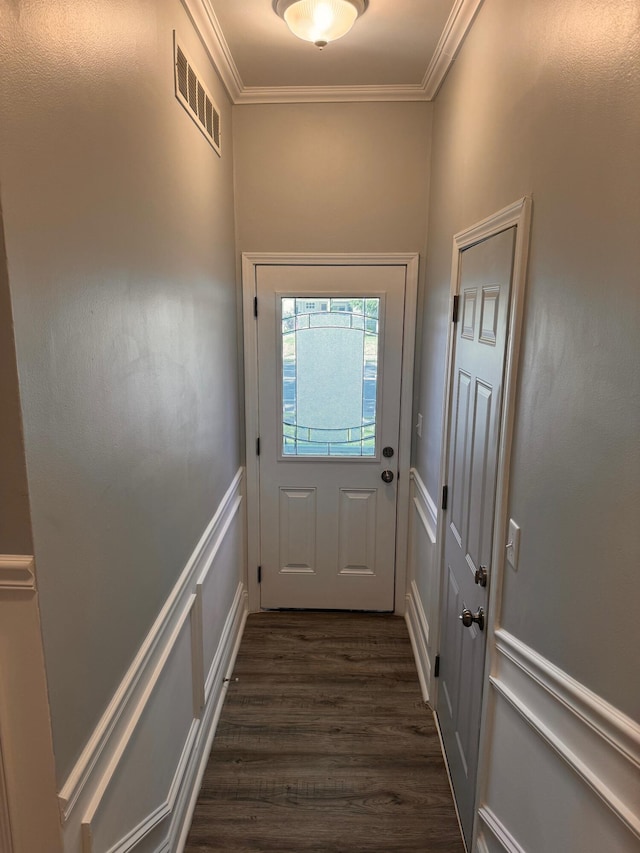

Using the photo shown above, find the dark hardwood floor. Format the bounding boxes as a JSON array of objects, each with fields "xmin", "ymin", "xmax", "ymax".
[{"xmin": 185, "ymin": 612, "xmax": 464, "ymax": 853}]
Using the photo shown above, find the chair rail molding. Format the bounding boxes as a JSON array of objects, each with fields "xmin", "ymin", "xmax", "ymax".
[
  {"xmin": 474, "ymin": 628, "xmax": 640, "ymax": 852},
  {"xmin": 0, "ymin": 555, "xmax": 36, "ymax": 590},
  {"xmin": 490, "ymin": 629, "xmax": 640, "ymax": 841}
]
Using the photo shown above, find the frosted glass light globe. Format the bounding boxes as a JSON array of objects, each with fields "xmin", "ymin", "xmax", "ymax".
[{"xmin": 279, "ymin": 0, "xmax": 363, "ymax": 48}]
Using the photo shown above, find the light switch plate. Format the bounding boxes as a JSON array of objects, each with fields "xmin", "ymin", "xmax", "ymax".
[{"xmin": 506, "ymin": 519, "xmax": 520, "ymax": 569}]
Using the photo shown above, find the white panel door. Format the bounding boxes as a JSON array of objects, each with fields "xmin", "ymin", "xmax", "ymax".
[
  {"xmin": 256, "ymin": 264, "xmax": 406, "ymax": 611},
  {"xmin": 437, "ymin": 228, "xmax": 516, "ymax": 847}
]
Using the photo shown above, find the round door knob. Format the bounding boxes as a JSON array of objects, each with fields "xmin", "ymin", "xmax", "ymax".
[
  {"xmin": 459, "ymin": 607, "xmax": 485, "ymax": 631},
  {"xmin": 381, "ymin": 470, "xmax": 394, "ymax": 483},
  {"xmin": 474, "ymin": 566, "xmax": 488, "ymax": 587}
]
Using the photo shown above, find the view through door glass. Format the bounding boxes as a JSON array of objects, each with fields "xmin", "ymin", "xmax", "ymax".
[{"xmin": 281, "ymin": 297, "xmax": 380, "ymax": 457}]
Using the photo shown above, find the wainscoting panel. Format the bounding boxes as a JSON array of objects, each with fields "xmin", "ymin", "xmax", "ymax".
[
  {"xmin": 81, "ymin": 598, "xmax": 198, "ymax": 853},
  {"xmin": 59, "ymin": 470, "xmax": 248, "ymax": 853},
  {"xmin": 197, "ymin": 495, "xmax": 244, "ymax": 703},
  {"xmin": 476, "ymin": 628, "xmax": 640, "ymax": 852},
  {"xmin": 404, "ymin": 469, "xmax": 439, "ymax": 703}
]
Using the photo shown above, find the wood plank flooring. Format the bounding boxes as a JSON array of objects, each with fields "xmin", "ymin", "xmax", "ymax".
[{"xmin": 185, "ymin": 612, "xmax": 464, "ymax": 853}]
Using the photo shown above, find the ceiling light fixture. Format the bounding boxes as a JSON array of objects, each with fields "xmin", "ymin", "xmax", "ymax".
[{"xmin": 273, "ymin": 0, "xmax": 368, "ymax": 50}]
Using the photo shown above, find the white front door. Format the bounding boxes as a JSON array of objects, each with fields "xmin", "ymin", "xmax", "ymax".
[
  {"xmin": 437, "ymin": 227, "xmax": 516, "ymax": 847},
  {"xmin": 255, "ymin": 263, "xmax": 407, "ymax": 611}
]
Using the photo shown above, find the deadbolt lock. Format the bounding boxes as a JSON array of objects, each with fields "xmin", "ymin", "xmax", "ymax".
[{"xmin": 382, "ymin": 446, "xmax": 395, "ymax": 458}]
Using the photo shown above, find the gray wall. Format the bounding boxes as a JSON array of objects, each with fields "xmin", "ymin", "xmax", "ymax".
[
  {"xmin": 415, "ymin": 0, "xmax": 640, "ymax": 719},
  {"xmin": 0, "ymin": 202, "xmax": 32, "ymax": 555},
  {"xmin": 233, "ymin": 102, "xmax": 432, "ymax": 254},
  {"xmin": 0, "ymin": 0, "xmax": 241, "ymax": 782}
]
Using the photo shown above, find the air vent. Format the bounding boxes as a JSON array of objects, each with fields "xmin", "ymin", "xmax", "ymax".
[{"xmin": 174, "ymin": 35, "xmax": 221, "ymax": 156}]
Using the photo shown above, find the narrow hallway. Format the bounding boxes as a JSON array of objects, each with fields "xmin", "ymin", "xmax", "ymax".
[{"xmin": 185, "ymin": 612, "xmax": 463, "ymax": 852}]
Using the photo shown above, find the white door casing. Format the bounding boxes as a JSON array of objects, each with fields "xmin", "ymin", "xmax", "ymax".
[
  {"xmin": 433, "ymin": 198, "xmax": 532, "ymax": 848},
  {"xmin": 242, "ymin": 254, "xmax": 419, "ymax": 615}
]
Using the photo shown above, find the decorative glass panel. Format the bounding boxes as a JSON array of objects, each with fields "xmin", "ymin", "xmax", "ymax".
[{"xmin": 281, "ymin": 297, "xmax": 380, "ymax": 457}]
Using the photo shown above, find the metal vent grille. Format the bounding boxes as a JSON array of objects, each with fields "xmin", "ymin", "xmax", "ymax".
[{"xmin": 174, "ymin": 36, "xmax": 221, "ymax": 156}]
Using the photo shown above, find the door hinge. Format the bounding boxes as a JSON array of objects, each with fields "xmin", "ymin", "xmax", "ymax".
[
  {"xmin": 434, "ymin": 654, "xmax": 440, "ymax": 678},
  {"xmin": 257, "ymin": 565, "xmax": 262, "ymax": 583},
  {"xmin": 451, "ymin": 293, "xmax": 460, "ymax": 323},
  {"xmin": 256, "ymin": 436, "xmax": 260, "ymax": 456},
  {"xmin": 452, "ymin": 294, "xmax": 459, "ymax": 323},
  {"xmin": 253, "ymin": 296, "xmax": 258, "ymax": 317},
  {"xmin": 441, "ymin": 485, "xmax": 448, "ymax": 511}
]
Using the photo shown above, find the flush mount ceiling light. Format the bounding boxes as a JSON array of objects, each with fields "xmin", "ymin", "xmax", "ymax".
[{"xmin": 273, "ymin": 0, "xmax": 368, "ymax": 49}]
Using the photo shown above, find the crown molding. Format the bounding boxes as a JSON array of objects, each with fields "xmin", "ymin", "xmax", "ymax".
[
  {"xmin": 180, "ymin": 0, "xmax": 243, "ymax": 103},
  {"xmin": 182, "ymin": 0, "xmax": 484, "ymax": 105},
  {"xmin": 235, "ymin": 83, "xmax": 431, "ymax": 104},
  {"xmin": 422, "ymin": 0, "xmax": 484, "ymax": 99}
]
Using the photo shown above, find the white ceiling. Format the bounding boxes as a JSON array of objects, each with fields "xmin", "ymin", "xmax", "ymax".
[{"xmin": 185, "ymin": 0, "xmax": 483, "ymax": 103}]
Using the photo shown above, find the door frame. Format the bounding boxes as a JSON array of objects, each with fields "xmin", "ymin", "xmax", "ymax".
[
  {"xmin": 242, "ymin": 252, "xmax": 419, "ymax": 614},
  {"xmin": 433, "ymin": 198, "xmax": 532, "ymax": 845}
]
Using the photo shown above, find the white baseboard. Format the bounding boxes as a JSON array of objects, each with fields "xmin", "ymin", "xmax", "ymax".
[
  {"xmin": 477, "ymin": 628, "xmax": 640, "ymax": 852},
  {"xmin": 58, "ymin": 469, "xmax": 247, "ymax": 853}
]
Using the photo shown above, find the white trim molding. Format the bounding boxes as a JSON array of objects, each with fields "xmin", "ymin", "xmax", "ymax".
[
  {"xmin": 410, "ymin": 468, "xmax": 438, "ymax": 541},
  {"xmin": 405, "ymin": 469, "xmax": 439, "ymax": 703},
  {"xmin": 58, "ymin": 470, "xmax": 248, "ymax": 853},
  {"xmin": 180, "ymin": 0, "xmax": 483, "ymax": 103},
  {"xmin": 422, "ymin": 0, "xmax": 484, "ymax": 99},
  {"xmin": 477, "ymin": 806, "xmax": 526, "ymax": 853},
  {"xmin": 490, "ymin": 629, "xmax": 640, "ymax": 841},
  {"xmin": 0, "ymin": 555, "xmax": 36, "ymax": 590},
  {"xmin": 405, "ymin": 582, "xmax": 431, "ymax": 702},
  {"xmin": 180, "ymin": 0, "xmax": 243, "ymax": 102},
  {"xmin": 474, "ymin": 631, "xmax": 640, "ymax": 852}
]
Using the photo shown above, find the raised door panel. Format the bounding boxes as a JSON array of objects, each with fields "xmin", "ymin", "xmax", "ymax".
[
  {"xmin": 338, "ymin": 489, "xmax": 377, "ymax": 575},
  {"xmin": 279, "ymin": 488, "xmax": 317, "ymax": 574}
]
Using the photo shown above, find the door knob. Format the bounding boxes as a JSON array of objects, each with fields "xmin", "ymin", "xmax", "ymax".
[
  {"xmin": 474, "ymin": 566, "xmax": 488, "ymax": 587},
  {"xmin": 460, "ymin": 607, "xmax": 485, "ymax": 631},
  {"xmin": 381, "ymin": 470, "xmax": 394, "ymax": 483}
]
